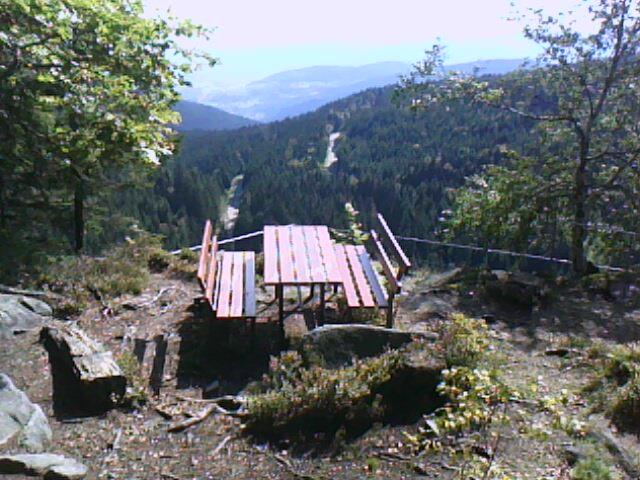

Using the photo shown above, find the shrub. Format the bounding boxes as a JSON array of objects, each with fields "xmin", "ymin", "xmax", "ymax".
[
  {"xmin": 571, "ymin": 455, "xmax": 615, "ymax": 480},
  {"xmin": 41, "ymin": 229, "xmax": 165, "ymax": 312},
  {"xmin": 178, "ymin": 248, "xmax": 198, "ymax": 262},
  {"xmin": 245, "ymin": 349, "xmax": 406, "ymax": 444},
  {"xmin": 440, "ymin": 313, "xmax": 489, "ymax": 368}
]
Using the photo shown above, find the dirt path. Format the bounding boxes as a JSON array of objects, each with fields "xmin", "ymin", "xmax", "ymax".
[{"xmin": 324, "ymin": 132, "xmax": 341, "ymax": 168}]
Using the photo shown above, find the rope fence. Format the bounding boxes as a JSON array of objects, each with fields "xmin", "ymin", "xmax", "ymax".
[{"xmin": 172, "ymin": 225, "xmax": 631, "ymax": 272}]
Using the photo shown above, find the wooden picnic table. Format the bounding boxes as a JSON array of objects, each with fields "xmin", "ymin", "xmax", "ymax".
[{"xmin": 263, "ymin": 225, "xmax": 343, "ymax": 333}]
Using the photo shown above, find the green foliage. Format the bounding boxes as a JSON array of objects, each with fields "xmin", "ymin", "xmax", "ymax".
[
  {"xmin": 571, "ymin": 455, "xmax": 616, "ymax": 480},
  {"xmin": 400, "ymin": 1, "xmax": 640, "ymax": 274},
  {"xmin": 586, "ymin": 342, "xmax": 640, "ymax": 432},
  {"xmin": 41, "ymin": 229, "xmax": 164, "ymax": 314},
  {"xmin": 245, "ymin": 349, "xmax": 405, "ymax": 443},
  {"xmin": 0, "ymin": 0, "xmax": 214, "ymax": 264},
  {"xmin": 440, "ymin": 313, "xmax": 490, "ymax": 368},
  {"xmin": 116, "ymin": 351, "xmax": 148, "ymax": 407}
]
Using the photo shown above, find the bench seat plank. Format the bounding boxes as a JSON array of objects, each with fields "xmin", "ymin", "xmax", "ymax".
[
  {"xmin": 216, "ymin": 252, "xmax": 234, "ymax": 318},
  {"xmin": 229, "ymin": 252, "xmax": 245, "ymax": 318},
  {"xmin": 244, "ymin": 252, "xmax": 256, "ymax": 317},
  {"xmin": 345, "ymin": 245, "xmax": 376, "ymax": 308},
  {"xmin": 334, "ymin": 245, "xmax": 361, "ymax": 307},
  {"xmin": 357, "ymin": 246, "xmax": 388, "ymax": 308}
]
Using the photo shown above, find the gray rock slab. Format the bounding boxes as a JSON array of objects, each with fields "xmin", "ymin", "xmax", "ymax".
[
  {"xmin": 0, "ymin": 373, "xmax": 52, "ymax": 452},
  {"xmin": 0, "ymin": 294, "xmax": 52, "ymax": 337},
  {"xmin": 0, "ymin": 453, "xmax": 87, "ymax": 479}
]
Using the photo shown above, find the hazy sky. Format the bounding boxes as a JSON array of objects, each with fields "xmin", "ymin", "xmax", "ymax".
[{"xmin": 143, "ymin": 0, "xmax": 592, "ymax": 86}]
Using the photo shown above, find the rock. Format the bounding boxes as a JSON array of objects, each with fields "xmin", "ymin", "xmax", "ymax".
[
  {"xmin": 482, "ymin": 270, "xmax": 548, "ymax": 307},
  {"xmin": 0, "ymin": 453, "xmax": 87, "ymax": 479},
  {"xmin": 0, "ymin": 294, "xmax": 52, "ymax": 338},
  {"xmin": 563, "ymin": 444, "xmax": 588, "ymax": 466},
  {"xmin": 40, "ymin": 321, "xmax": 126, "ymax": 416},
  {"xmin": 299, "ymin": 324, "xmax": 436, "ymax": 368},
  {"xmin": 0, "ymin": 373, "xmax": 52, "ymax": 452}
]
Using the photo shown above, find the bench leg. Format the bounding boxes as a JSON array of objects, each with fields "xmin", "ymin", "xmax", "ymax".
[
  {"xmin": 319, "ymin": 284, "xmax": 326, "ymax": 327},
  {"xmin": 386, "ymin": 294, "xmax": 394, "ymax": 329}
]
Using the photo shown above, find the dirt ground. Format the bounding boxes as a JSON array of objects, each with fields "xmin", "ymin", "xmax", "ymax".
[{"xmin": 2, "ymin": 268, "xmax": 640, "ymax": 479}]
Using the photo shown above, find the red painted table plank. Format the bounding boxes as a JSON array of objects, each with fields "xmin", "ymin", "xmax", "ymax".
[
  {"xmin": 277, "ymin": 226, "xmax": 296, "ymax": 283},
  {"xmin": 229, "ymin": 252, "xmax": 245, "ymax": 318},
  {"xmin": 334, "ymin": 245, "xmax": 361, "ymax": 307},
  {"xmin": 303, "ymin": 227, "xmax": 326, "ymax": 282},
  {"xmin": 316, "ymin": 226, "xmax": 342, "ymax": 283},
  {"xmin": 216, "ymin": 252, "xmax": 233, "ymax": 317},
  {"xmin": 263, "ymin": 226, "xmax": 279, "ymax": 284},
  {"xmin": 346, "ymin": 245, "xmax": 376, "ymax": 307},
  {"xmin": 290, "ymin": 226, "xmax": 311, "ymax": 283}
]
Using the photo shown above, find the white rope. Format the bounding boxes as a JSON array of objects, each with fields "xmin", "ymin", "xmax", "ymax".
[
  {"xmin": 170, "ymin": 230, "xmax": 263, "ymax": 255},
  {"xmin": 394, "ymin": 235, "xmax": 627, "ymax": 272}
]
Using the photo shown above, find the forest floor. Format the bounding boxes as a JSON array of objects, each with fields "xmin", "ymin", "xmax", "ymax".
[{"xmin": 2, "ymin": 265, "xmax": 640, "ymax": 479}]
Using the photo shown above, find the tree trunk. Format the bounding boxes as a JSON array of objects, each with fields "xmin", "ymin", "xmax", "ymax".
[
  {"xmin": 571, "ymin": 153, "xmax": 588, "ymax": 275},
  {"xmin": 74, "ymin": 179, "xmax": 84, "ymax": 254}
]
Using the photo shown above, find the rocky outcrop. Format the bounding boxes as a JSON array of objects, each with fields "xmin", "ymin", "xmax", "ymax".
[
  {"xmin": 0, "ymin": 294, "xmax": 52, "ymax": 338},
  {"xmin": 0, "ymin": 453, "xmax": 87, "ymax": 479},
  {"xmin": 482, "ymin": 270, "xmax": 549, "ymax": 307},
  {"xmin": 0, "ymin": 374, "xmax": 52, "ymax": 452},
  {"xmin": 299, "ymin": 324, "xmax": 437, "ymax": 368},
  {"xmin": 40, "ymin": 321, "xmax": 126, "ymax": 416}
]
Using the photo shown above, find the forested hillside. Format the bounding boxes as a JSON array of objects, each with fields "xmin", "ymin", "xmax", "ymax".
[
  {"xmin": 173, "ymin": 101, "xmax": 256, "ymax": 131},
  {"xmin": 103, "ymin": 78, "xmax": 535, "ymax": 253}
]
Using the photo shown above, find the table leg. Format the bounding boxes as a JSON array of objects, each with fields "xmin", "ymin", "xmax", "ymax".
[
  {"xmin": 319, "ymin": 284, "xmax": 326, "ymax": 326},
  {"xmin": 277, "ymin": 285, "xmax": 284, "ymax": 340}
]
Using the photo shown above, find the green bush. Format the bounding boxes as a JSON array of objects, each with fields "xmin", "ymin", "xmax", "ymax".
[
  {"xmin": 571, "ymin": 455, "xmax": 615, "ymax": 480},
  {"xmin": 41, "ymin": 230, "xmax": 165, "ymax": 313},
  {"xmin": 245, "ymin": 349, "xmax": 405, "ymax": 443},
  {"xmin": 440, "ymin": 313, "xmax": 489, "ymax": 368}
]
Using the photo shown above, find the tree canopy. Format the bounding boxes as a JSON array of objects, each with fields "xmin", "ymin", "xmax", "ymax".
[
  {"xmin": 0, "ymin": 0, "xmax": 213, "ymax": 265},
  {"xmin": 400, "ymin": 0, "xmax": 640, "ymax": 274}
]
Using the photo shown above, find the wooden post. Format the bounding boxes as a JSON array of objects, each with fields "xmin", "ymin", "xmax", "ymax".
[
  {"xmin": 277, "ymin": 285, "xmax": 284, "ymax": 341},
  {"xmin": 319, "ymin": 284, "xmax": 326, "ymax": 326},
  {"xmin": 386, "ymin": 293, "xmax": 394, "ymax": 328}
]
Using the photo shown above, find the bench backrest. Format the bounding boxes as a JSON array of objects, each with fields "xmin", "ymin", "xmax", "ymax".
[
  {"xmin": 197, "ymin": 219, "xmax": 219, "ymax": 305},
  {"xmin": 367, "ymin": 214, "xmax": 411, "ymax": 295}
]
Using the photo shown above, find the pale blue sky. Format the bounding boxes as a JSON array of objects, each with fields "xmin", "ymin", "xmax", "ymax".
[{"xmin": 143, "ymin": 0, "xmax": 592, "ymax": 86}]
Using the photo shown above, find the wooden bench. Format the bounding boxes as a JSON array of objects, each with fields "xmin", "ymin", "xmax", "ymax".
[
  {"xmin": 197, "ymin": 220, "xmax": 256, "ymax": 319},
  {"xmin": 334, "ymin": 213, "xmax": 411, "ymax": 327}
]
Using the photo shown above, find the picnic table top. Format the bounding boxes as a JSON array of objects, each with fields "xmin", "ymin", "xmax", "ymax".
[{"xmin": 263, "ymin": 225, "xmax": 343, "ymax": 286}]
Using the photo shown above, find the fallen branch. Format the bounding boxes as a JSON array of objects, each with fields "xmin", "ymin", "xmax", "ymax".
[
  {"xmin": 274, "ymin": 454, "xmax": 317, "ymax": 480},
  {"xmin": 167, "ymin": 404, "xmax": 217, "ymax": 433},
  {"xmin": 211, "ymin": 435, "xmax": 232, "ymax": 457}
]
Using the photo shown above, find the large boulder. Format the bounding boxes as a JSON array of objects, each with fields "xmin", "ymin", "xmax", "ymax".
[
  {"xmin": 0, "ymin": 294, "xmax": 52, "ymax": 338},
  {"xmin": 0, "ymin": 453, "xmax": 87, "ymax": 479},
  {"xmin": 299, "ymin": 324, "xmax": 436, "ymax": 368},
  {"xmin": 40, "ymin": 322, "xmax": 126, "ymax": 416},
  {"xmin": 482, "ymin": 270, "xmax": 549, "ymax": 307},
  {"xmin": 0, "ymin": 374, "xmax": 52, "ymax": 452}
]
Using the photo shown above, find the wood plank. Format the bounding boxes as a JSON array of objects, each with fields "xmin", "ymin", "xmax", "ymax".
[
  {"xmin": 345, "ymin": 245, "xmax": 375, "ymax": 307},
  {"xmin": 244, "ymin": 252, "xmax": 256, "ymax": 317},
  {"xmin": 216, "ymin": 252, "xmax": 234, "ymax": 318},
  {"xmin": 205, "ymin": 235, "xmax": 218, "ymax": 304},
  {"xmin": 263, "ymin": 226, "xmax": 279, "ymax": 284},
  {"xmin": 229, "ymin": 252, "xmax": 244, "ymax": 318},
  {"xmin": 316, "ymin": 226, "xmax": 342, "ymax": 283},
  {"xmin": 369, "ymin": 230, "xmax": 401, "ymax": 293},
  {"xmin": 334, "ymin": 245, "xmax": 361, "ymax": 307},
  {"xmin": 290, "ymin": 226, "xmax": 311, "ymax": 283},
  {"xmin": 357, "ymin": 246, "xmax": 388, "ymax": 308},
  {"xmin": 376, "ymin": 214, "xmax": 411, "ymax": 275},
  {"xmin": 197, "ymin": 220, "xmax": 213, "ymax": 287},
  {"xmin": 303, "ymin": 226, "xmax": 326, "ymax": 282},
  {"xmin": 212, "ymin": 255, "xmax": 223, "ymax": 312},
  {"xmin": 277, "ymin": 226, "xmax": 296, "ymax": 283}
]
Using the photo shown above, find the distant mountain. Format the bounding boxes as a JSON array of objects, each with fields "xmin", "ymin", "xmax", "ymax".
[
  {"xmin": 173, "ymin": 100, "xmax": 256, "ymax": 131},
  {"xmin": 181, "ymin": 59, "xmax": 525, "ymax": 122}
]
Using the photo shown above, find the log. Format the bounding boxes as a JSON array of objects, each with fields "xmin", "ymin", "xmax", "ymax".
[{"xmin": 39, "ymin": 321, "xmax": 126, "ymax": 416}]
